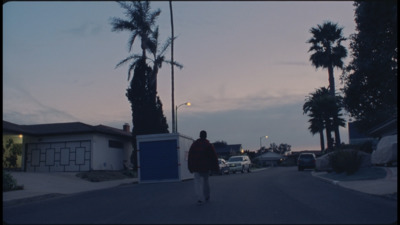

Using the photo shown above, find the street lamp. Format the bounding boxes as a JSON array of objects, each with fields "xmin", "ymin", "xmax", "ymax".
[
  {"xmin": 175, "ymin": 102, "xmax": 191, "ymax": 133},
  {"xmin": 260, "ymin": 136, "xmax": 268, "ymax": 149}
]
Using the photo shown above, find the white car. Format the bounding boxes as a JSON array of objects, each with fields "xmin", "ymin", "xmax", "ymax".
[{"xmin": 227, "ymin": 155, "xmax": 251, "ymax": 173}]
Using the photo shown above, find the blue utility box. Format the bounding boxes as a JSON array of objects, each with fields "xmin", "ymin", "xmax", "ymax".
[{"xmin": 136, "ymin": 133, "xmax": 194, "ymax": 183}]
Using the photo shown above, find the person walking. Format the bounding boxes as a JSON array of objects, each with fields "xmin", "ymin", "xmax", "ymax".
[{"xmin": 188, "ymin": 130, "xmax": 219, "ymax": 205}]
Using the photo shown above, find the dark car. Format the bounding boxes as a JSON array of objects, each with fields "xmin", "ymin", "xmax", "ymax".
[
  {"xmin": 210, "ymin": 158, "xmax": 230, "ymax": 175},
  {"xmin": 297, "ymin": 153, "xmax": 316, "ymax": 171}
]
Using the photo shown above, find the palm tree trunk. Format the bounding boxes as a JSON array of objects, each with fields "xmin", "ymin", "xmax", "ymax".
[
  {"xmin": 325, "ymin": 122, "xmax": 333, "ymax": 150},
  {"xmin": 328, "ymin": 64, "xmax": 341, "ymax": 147},
  {"xmin": 328, "ymin": 65, "xmax": 335, "ymax": 96},
  {"xmin": 169, "ymin": 1, "xmax": 175, "ymax": 133},
  {"xmin": 319, "ymin": 130, "xmax": 325, "ymax": 152},
  {"xmin": 333, "ymin": 119, "xmax": 341, "ymax": 147}
]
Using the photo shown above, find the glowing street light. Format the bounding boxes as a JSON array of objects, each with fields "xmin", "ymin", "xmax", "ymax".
[
  {"xmin": 260, "ymin": 136, "xmax": 268, "ymax": 149},
  {"xmin": 175, "ymin": 102, "xmax": 191, "ymax": 133}
]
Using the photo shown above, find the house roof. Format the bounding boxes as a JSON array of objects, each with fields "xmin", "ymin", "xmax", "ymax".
[
  {"xmin": 368, "ymin": 116, "xmax": 397, "ymax": 137},
  {"xmin": 2, "ymin": 120, "xmax": 131, "ymax": 138},
  {"xmin": 214, "ymin": 144, "xmax": 242, "ymax": 154},
  {"xmin": 3, "ymin": 121, "xmax": 30, "ymax": 134}
]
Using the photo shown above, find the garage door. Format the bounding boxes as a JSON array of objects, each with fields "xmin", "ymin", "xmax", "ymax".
[
  {"xmin": 25, "ymin": 140, "xmax": 91, "ymax": 172},
  {"xmin": 139, "ymin": 139, "xmax": 179, "ymax": 182}
]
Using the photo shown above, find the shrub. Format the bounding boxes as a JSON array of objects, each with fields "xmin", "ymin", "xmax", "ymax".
[
  {"xmin": 3, "ymin": 171, "xmax": 17, "ymax": 192},
  {"xmin": 328, "ymin": 149, "xmax": 362, "ymax": 175},
  {"xmin": 122, "ymin": 170, "xmax": 137, "ymax": 178},
  {"xmin": 359, "ymin": 141, "xmax": 374, "ymax": 154}
]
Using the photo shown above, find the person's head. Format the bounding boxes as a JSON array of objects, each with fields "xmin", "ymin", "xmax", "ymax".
[{"xmin": 200, "ymin": 130, "xmax": 207, "ymax": 139}]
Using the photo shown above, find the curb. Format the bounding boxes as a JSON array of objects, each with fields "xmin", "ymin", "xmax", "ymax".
[{"xmin": 311, "ymin": 171, "xmax": 340, "ymax": 186}]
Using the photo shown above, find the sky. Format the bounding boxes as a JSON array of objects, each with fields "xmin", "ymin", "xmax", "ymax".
[{"xmin": 3, "ymin": 1, "xmax": 357, "ymax": 152}]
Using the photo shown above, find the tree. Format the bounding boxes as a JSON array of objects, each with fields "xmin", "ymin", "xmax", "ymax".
[
  {"xmin": 341, "ymin": 1, "xmax": 397, "ymax": 131},
  {"xmin": 278, "ymin": 143, "xmax": 291, "ymax": 155},
  {"xmin": 3, "ymin": 138, "xmax": 22, "ymax": 168},
  {"xmin": 111, "ymin": 1, "xmax": 170, "ymax": 170},
  {"xmin": 303, "ymin": 87, "xmax": 345, "ymax": 151},
  {"xmin": 307, "ymin": 116, "xmax": 325, "ymax": 151},
  {"xmin": 307, "ymin": 21, "xmax": 348, "ymax": 147}
]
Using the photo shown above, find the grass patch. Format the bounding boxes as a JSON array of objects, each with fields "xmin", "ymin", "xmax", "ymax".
[
  {"xmin": 321, "ymin": 167, "xmax": 387, "ymax": 181},
  {"xmin": 76, "ymin": 170, "xmax": 137, "ymax": 182}
]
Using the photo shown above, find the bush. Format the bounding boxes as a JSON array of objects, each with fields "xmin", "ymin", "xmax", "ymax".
[
  {"xmin": 122, "ymin": 170, "xmax": 137, "ymax": 178},
  {"xmin": 3, "ymin": 171, "xmax": 17, "ymax": 192},
  {"xmin": 329, "ymin": 149, "xmax": 362, "ymax": 175}
]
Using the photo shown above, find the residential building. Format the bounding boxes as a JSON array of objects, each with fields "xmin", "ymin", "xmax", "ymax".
[{"xmin": 2, "ymin": 120, "xmax": 132, "ymax": 172}]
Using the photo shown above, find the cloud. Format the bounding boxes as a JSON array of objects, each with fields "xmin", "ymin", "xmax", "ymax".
[
  {"xmin": 61, "ymin": 22, "xmax": 103, "ymax": 37},
  {"xmin": 3, "ymin": 85, "xmax": 79, "ymax": 125},
  {"xmin": 275, "ymin": 61, "xmax": 309, "ymax": 66},
  {"xmin": 185, "ymin": 92, "xmax": 304, "ymax": 114}
]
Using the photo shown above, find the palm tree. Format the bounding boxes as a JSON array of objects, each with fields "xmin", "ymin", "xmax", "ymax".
[
  {"xmin": 304, "ymin": 89, "xmax": 328, "ymax": 151},
  {"xmin": 304, "ymin": 87, "xmax": 345, "ymax": 151},
  {"xmin": 307, "ymin": 21, "xmax": 347, "ymax": 146},
  {"xmin": 111, "ymin": 1, "xmax": 160, "ymax": 60},
  {"xmin": 147, "ymin": 27, "xmax": 183, "ymax": 100},
  {"xmin": 111, "ymin": 1, "xmax": 169, "ymax": 170},
  {"xmin": 307, "ymin": 114, "xmax": 325, "ymax": 152}
]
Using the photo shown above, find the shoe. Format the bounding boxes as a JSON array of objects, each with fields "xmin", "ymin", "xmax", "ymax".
[
  {"xmin": 205, "ymin": 197, "xmax": 210, "ymax": 202},
  {"xmin": 197, "ymin": 200, "xmax": 203, "ymax": 205}
]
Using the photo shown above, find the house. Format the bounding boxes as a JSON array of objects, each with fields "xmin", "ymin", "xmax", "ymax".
[
  {"xmin": 2, "ymin": 120, "xmax": 133, "ymax": 172},
  {"xmin": 253, "ymin": 150, "xmax": 284, "ymax": 167},
  {"xmin": 368, "ymin": 116, "xmax": 397, "ymax": 138},
  {"xmin": 213, "ymin": 144, "xmax": 243, "ymax": 159},
  {"xmin": 348, "ymin": 121, "xmax": 375, "ymax": 145}
]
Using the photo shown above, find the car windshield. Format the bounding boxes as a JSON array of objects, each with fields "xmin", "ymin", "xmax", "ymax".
[{"xmin": 228, "ymin": 157, "xmax": 243, "ymax": 162}]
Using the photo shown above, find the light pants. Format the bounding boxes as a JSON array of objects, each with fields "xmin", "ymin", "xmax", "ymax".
[{"xmin": 193, "ymin": 172, "xmax": 210, "ymax": 202}]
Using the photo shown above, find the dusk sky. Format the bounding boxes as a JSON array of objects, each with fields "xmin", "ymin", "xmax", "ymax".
[{"xmin": 3, "ymin": 1, "xmax": 357, "ymax": 151}]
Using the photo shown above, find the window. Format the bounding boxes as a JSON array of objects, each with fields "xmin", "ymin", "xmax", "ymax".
[{"xmin": 109, "ymin": 140, "xmax": 124, "ymax": 149}]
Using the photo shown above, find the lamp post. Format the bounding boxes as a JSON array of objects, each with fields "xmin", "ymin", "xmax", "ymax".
[
  {"xmin": 175, "ymin": 102, "xmax": 191, "ymax": 133},
  {"xmin": 260, "ymin": 136, "xmax": 268, "ymax": 149}
]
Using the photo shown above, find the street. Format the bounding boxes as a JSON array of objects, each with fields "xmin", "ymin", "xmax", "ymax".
[{"xmin": 3, "ymin": 167, "xmax": 397, "ymax": 224}]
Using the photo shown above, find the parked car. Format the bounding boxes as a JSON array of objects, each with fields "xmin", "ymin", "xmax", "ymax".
[
  {"xmin": 227, "ymin": 155, "xmax": 251, "ymax": 173},
  {"xmin": 210, "ymin": 158, "xmax": 230, "ymax": 175},
  {"xmin": 297, "ymin": 153, "xmax": 316, "ymax": 171}
]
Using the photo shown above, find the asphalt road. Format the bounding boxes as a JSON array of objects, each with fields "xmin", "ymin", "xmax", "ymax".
[{"xmin": 3, "ymin": 167, "xmax": 397, "ymax": 224}]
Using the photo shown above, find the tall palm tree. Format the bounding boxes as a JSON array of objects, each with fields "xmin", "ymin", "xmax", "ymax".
[
  {"xmin": 111, "ymin": 1, "xmax": 168, "ymax": 170},
  {"xmin": 307, "ymin": 21, "xmax": 347, "ymax": 146},
  {"xmin": 110, "ymin": 1, "xmax": 161, "ymax": 77},
  {"xmin": 147, "ymin": 27, "xmax": 183, "ymax": 100}
]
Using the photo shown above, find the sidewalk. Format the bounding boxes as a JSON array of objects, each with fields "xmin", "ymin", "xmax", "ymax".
[
  {"xmin": 312, "ymin": 167, "xmax": 397, "ymax": 198},
  {"xmin": 3, "ymin": 172, "xmax": 138, "ymax": 203}
]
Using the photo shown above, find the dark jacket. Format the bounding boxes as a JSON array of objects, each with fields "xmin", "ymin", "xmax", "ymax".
[{"xmin": 188, "ymin": 138, "xmax": 219, "ymax": 173}]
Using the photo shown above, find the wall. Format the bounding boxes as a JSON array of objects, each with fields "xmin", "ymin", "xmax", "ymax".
[
  {"xmin": 24, "ymin": 134, "xmax": 92, "ymax": 172},
  {"xmin": 22, "ymin": 133, "xmax": 132, "ymax": 172},
  {"xmin": 91, "ymin": 133, "xmax": 130, "ymax": 171}
]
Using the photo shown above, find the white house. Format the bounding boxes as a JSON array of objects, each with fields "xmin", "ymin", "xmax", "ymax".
[{"xmin": 3, "ymin": 120, "xmax": 133, "ymax": 172}]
